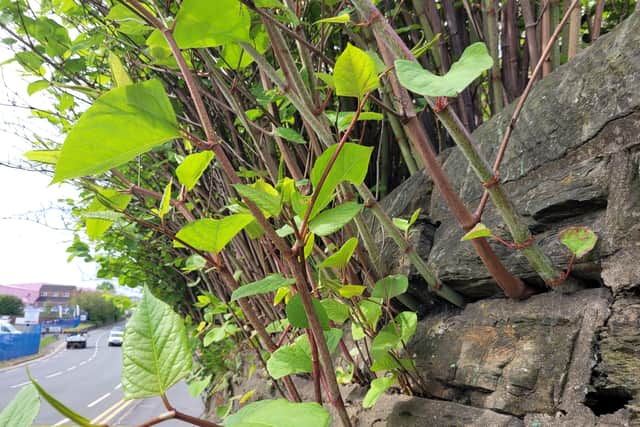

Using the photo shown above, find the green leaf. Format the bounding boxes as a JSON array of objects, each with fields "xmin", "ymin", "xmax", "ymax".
[
  {"xmin": 234, "ymin": 181, "xmax": 282, "ymax": 217},
  {"xmin": 28, "ymin": 373, "xmax": 99, "ymax": 427},
  {"xmin": 326, "ymin": 111, "xmax": 384, "ymax": 132},
  {"xmin": 372, "ymin": 275, "xmax": 409, "ymax": 300},
  {"xmin": 409, "ymin": 208, "xmax": 421, "ymax": 227},
  {"xmin": 145, "ymin": 30, "xmax": 179, "ymax": 68},
  {"xmin": 315, "ymin": 13, "xmax": 351, "ymax": 24},
  {"xmin": 273, "ymin": 287, "xmax": 290, "ymax": 306},
  {"xmin": 559, "ymin": 226, "xmax": 598, "ymax": 258},
  {"xmin": 336, "ymin": 364, "xmax": 354, "ymax": 384},
  {"xmin": 371, "ymin": 322, "xmax": 401, "ymax": 360},
  {"xmin": 182, "ymin": 254, "xmax": 206, "ymax": 272},
  {"xmin": 176, "ymin": 151, "xmax": 214, "ymax": 191},
  {"xmin": 286, "ymin": 294, "xmax": 330, "ymax": 330},
  {"xmin": 351, "ymin": 299, "xmax": 382, "ymax": 340},
  {"xmin": 85, "ymin": 189, "xmax": 132, "ymax": 240},
  {"xmin": 395, "ymin": 42, "xmax": 493, "ymax": 97},
  {"xmin": 276, "ymin": 224, "xmax": 294, "ymax": 237},
  {"xmin": 275, "ymin": 127, "xmax": 306, "ymax": 144},
  {"xmin": 174, "ymin": 0, "xmax": 251, "ymax": 48},
  {"xmin": 203, "ymin": 326, "xmax": 227, "ymax": 346},
  {"xmin": 319, "ymin": 237, "xmax": 358, "ymax": 269},
  {"xmin": 267, "ymin": 330, "xmax": 343, "ymax": 379},
  {"xmin": 224, "ymin": 399, "xmax": 331, "ymax": 427},
  {"xmin": 24, "ymin": 149, "xmax": 59, "ymax": 165},
  {"xmin": 310, "ymin": 142, "xmax": 373, "ymax": 214},
  {"xmin": 266, "ymin": 318, "xmax": 289, "ymax": 333},
  {"xmin": 338, "ymin": 285, "xmax": 367, "ymax": 298},
  {"xmin": 308, "ymin": 202, "xmax": 362, "ymax": 236},
  {"xmin": 174, "ymin": 214, "xmax": 254, "ymax": 253},
  {"xmin": 0, "ymin": 384, "xmax": 39, "ymax": 427},
  {"xmin": 106, "ymin": 4, "xmax": 151, "ymax": 36},
  {"xmin": 53, "ymin": 80, "xmax": 180, "ymax": 183},
  {"xmin": 157, "ymin": 179, "xmax": 172, "ymax": 219},
  {"xmin": 221, "ymin": 42, "xmax": 254, "ymax": 70},
  {"xmin": 320, "ymin": 299, "xmax": 350, "ymax": 324},
  {"xmin": 188, "ymin": 377, "xmax": 211, "ymax": 397},
  {"xmin": 363, "ymin": 376, "xmax": 397, "ymax": 408},
  {"xmin": 108, "ymin": 52, "xmax": 132, "ymax": 87},
  {"xmin": 460, "ymin": 223, "xmax": 493, "ymax": 241},
  {"xmin": 231, "ymin": 274, "xmax": 296, "ymax": 301},
  {"xmin": 14, "ymin": 51, "xmax": 44, "ymax": 74},
  {"xmin": 392, "ymin": 217, "xmax": 410, "ymax": 232},
  {"xmin": 334, "ymin": 43, "xmax": 379, "ymax": 99},
  {"xmin": 123, "ymin": 287, "xmax": 192, "ymax": 398},
  {"xmin": 27, "ymin": 79, "xmax": 49, "ymax": 96},
  {"xmin": 396, "ymin": 311, "xmax": 417, "ymax": 344},
  {"xmin": 304, "ymin": 233, "xmax": 315, "ymax": 259},
  {"xmin": 266, "ymin": 340, "xmax": 312, "ymax": 378}
]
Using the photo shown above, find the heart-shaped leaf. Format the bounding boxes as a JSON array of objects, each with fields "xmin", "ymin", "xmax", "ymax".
[
  {"xmin": 363, "ymin": 376, "xmax": 397, "ymax": 408},
  {"xmin": 174, "ymin": 214, "xmax": 254, "ymax": 253},
  {"xmin": 395, "ymin": 42, "xmax": 493, "ymax": 97},
  {"xmin": 559, "ymin": 226, "xmax": 598, "ymax": 258},
  {"xmin": 334, "ymin": 43, "xmax": 379, "ymax": 99},
  {"xmin": 53, "ymin": 80, "xmax": 180, "ymax": 183}
]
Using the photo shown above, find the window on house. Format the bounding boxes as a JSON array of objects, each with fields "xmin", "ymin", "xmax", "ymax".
[
  {"xmin": 52, "ymin": 292, "xmax": 59, "ymax": 297},
  {"xmin": 63, "ymin": 292, "xmax": 70, "ymax": 297},
  {"xmin": 41, "ymin": 291, "xmax": 47, "ymax": 297}
]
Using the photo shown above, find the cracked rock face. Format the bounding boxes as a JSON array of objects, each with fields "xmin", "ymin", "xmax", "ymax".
[{"xmin": 409, "ymin": 290, "xmax": 611, "ymax": 417}]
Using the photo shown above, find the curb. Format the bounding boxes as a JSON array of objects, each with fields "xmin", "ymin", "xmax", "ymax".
[{"xmin": 0, "ymin": 339, "xmax": 66, "ymax": 373}]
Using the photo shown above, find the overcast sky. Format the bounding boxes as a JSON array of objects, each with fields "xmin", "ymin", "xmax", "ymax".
[{"xmin": 0, "ymin": 49, "xmax": 100, "ymax": 289}]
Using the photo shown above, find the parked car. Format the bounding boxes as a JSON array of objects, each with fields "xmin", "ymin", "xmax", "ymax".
[
  {"xmin": 108, "ymin": 328, "xmax": 124, "ymax": 346},
  {"xmin": 65, "ymin": 331, "xmax": 87, "ymax": 349},
  {"xmin": 0, "ymin": 321, "xmax": 21, "ymax": 334}
]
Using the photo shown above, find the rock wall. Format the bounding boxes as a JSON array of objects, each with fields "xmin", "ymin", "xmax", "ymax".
[{"xmin": 366, "ymin": 12, "xmax": 640, "ymax": 427}]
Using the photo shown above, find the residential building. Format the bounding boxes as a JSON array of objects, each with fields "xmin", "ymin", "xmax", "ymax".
[{"xmin": 0, "ymin": 283, "xmax": 78, "ymax": 310}]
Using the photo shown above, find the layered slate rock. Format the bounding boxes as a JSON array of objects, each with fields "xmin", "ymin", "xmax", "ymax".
[
  {"xmin": 409, "ymin": 289, "xmax": 611, "ymax": 417},
  {"xmin": 348, "ymin": 393, "xmax": 524, "ymax": 427},
  {"xmin": 592, "ymin": 293, "xmax": 640, "ymax": 421}
]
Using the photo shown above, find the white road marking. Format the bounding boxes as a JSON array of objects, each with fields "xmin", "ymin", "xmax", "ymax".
[
  {"xmin": 114, "ymin": 383, "xmax": 122, "ymax": 390},
  {"xmin": 88, "ymin": 392, "xmax": 111, "ymax": 408},
  {"xmin": 66, "ymin": 366, "xmax": 77, "ymax": 371},
  {"xmin": 53, "ymin": 418, "xmax": 70, "ymax": 426},
  {"xmin": 10, "ymin": 381, "xmax": 31, "ymax": 389},
  {"xmin": 46, "ymin": 371, "xmax": 63, "ymax": 378},
  {"xmin": 79, "ymin": 361, "xmax": 86, "ymax": 366}
]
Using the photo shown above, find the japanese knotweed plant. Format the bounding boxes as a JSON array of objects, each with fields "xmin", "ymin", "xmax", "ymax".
[{"xmin": 12, "ymin": 2, "xmax": 428, "ymax": 424}]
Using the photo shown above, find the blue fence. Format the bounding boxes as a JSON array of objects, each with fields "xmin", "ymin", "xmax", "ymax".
[
  {"xmin": 42, "ymin": 317, "xmax": 80, "ymax": 329},
  {"xmin": 0, "ymin": 324, "xmax": 41, "ymax": 361}
]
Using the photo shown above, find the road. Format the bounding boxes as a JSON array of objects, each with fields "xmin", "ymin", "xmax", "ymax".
[{"xmin": 0, "ymin": 325, "xmax": 205, "ymax": 426}]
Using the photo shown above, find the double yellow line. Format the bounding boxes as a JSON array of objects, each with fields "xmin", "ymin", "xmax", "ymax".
[{"xmin": 90, "ymin": 398, "xmax": 134, "ymax": 425}]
